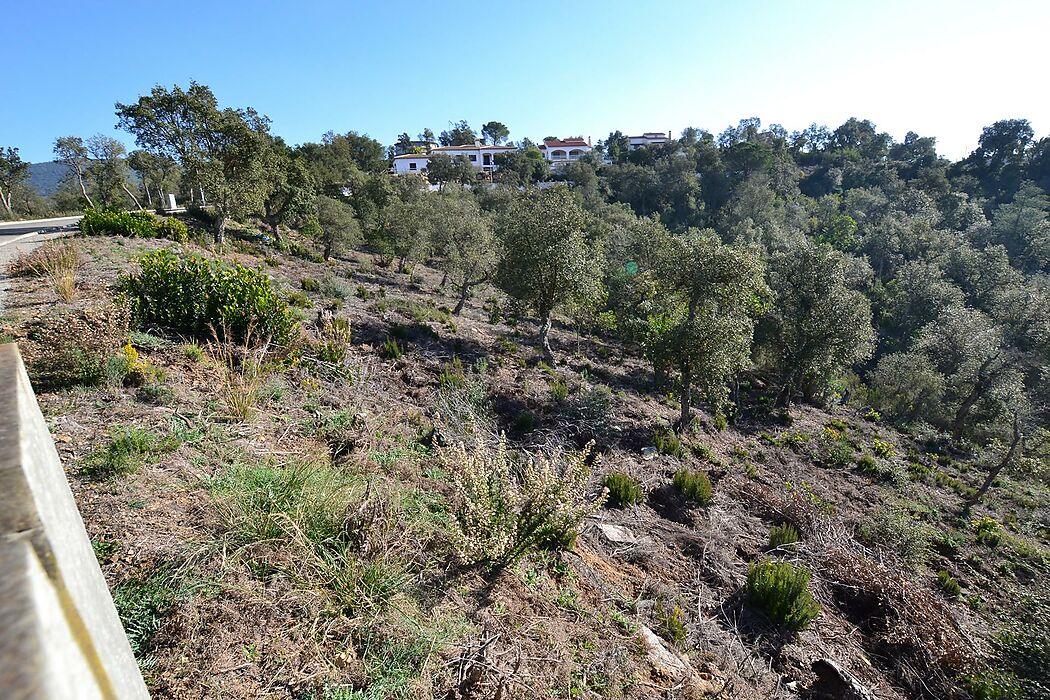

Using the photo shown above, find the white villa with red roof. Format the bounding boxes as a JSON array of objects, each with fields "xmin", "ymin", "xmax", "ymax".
[
  {"xmin": 538, "ymin": 137, "xmax": 592, "ymax": 168},
  {"xmin": 391, "ymin": 142, "xmax": 516, "ymax": 176}
]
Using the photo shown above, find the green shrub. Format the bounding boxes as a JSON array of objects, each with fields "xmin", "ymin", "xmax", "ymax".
[
  {"xmin": 768, "ymin": 523, "xmax": 800, "ymax": 550},
  {"xmin": 182, "ymin": 343, "xmax": 204, "ymax": 362},
  {"xmin": 301, "ymin": 278, "xmax": 321, "ymax": 292},
  {"xmin": 712, "ymin": 411, "xmax": 728, "ymax": 431},
  {"xmin": 673, "ymin": 468, "xmax": 712, "ymax": 506},
  {"xmin": 936, "ymin": 570, "xmax": 961, "ymax": 598},
  {"xmin": 550, "ymin": 377, "xmax": 569, "ymax": 401},
  {"xmin": 120, "ymin": 249, "xmax": 297, "ymax": 346},
  {"xmin": 439, "ymin": 357, "xmax": 466, "ymax": 388},
  {"xmin": 972, "ymin": 517, "xmax": 1003, "ymax": 547},
  {"xmin": 79, "ymin": 208, "xmax": 158, "ymax": 237},
  {"xmin": 602, "ymin": 473, "xmax": 643, "ymax": 508},
  {"xmin": 653, "ymin": 428, "xmax": 685, "ymax": 458},
  {"xmin": 745, "ymin": 560, "xmax": 820, "ymax": 632},
  {"xmin": 655, "ymin": 601, "xmax": 687, "ymax": 645},
  {"xmin": 315, "ymin": 313, "xmax": 352, "ymax": 364},
  {"xmin": 513, "ymin": 412, "xmax": 537, "ymax": 433},
  {"xmin": 857, "ymin": 453, "xmax": 878, "ymax": 473},
  {"xmin": 872, "ymin": 437, "xmax": 895, "ymax": 458},
  {"xmin": 286, "ymin": 290, "xmax": 310, "ymax": 308},
  {"xmin": 155, "ymin": 216, "xmax": 189, "ymax": 243},
  {"xmin": 859, "ymin": 507, "xmax": 931, "ymax": 566},
  {"xmin": 380, "ymin": 336, "xmax": 403, "ymax": 360}
]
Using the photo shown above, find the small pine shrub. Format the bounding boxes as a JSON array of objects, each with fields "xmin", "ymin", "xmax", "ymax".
[
  {"xmin": 439, "ymin": 357, "xmax": 466, "ymax": 388},
  {"xmin": 768, "ymin": 523, "xmax": 800, "ymax": 550},
  {"xmin": 745, "ymin": 559, "xmax": 820, "ymax": 632},
  {"xmin": 655, "ymin": 601, "xmax": 687, "ymax": 645},
  {"xmin": 937, "ymin": 570, "xmax": 962, "ymax": 598},
  {"xmin": 550, "ymin": 377, "xmax": 569, "ymax": 401},
  {"xmin": 673, "ymin": 468, "xmax": 713, "ymax": 506},
  {"xmin": 712, "ymin": 411, "xmax": 728, "ymax": 431},
  {"xmin": 286, "ymin": 291, "xmax": 310, "ymax": 308},
  {"xmin": 602, "ymin": 473, "xmax": 642, "ymax": 508},
  {"xmin": 653, "ymin": 428, "xmax": 685, "ymax": 458},
  {"xmin": 513, "ymin": 412, "xmax": 537, "ymax": 433},
  {"xmin": 182, "ymin": 343, "xmax": 204, "ymax": 362},
  {"xmin": 120, "ymin": 249, "xmax": 297, "ymax": 346},
  {"xmin": 857, "ymin": 453, "xmax": 878, "ymax": 473},
  {"xmin": 300, "ymin": 278, "xmax": 321, "ymax": 292},
  {"xmin": 380, "ymin": 336, "xmax": 402, "ymax": 360}
]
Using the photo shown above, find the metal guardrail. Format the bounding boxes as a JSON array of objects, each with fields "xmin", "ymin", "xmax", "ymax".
[{"xmin": 0, "ymin": 344, "xmax": 148, "ymax": 699}]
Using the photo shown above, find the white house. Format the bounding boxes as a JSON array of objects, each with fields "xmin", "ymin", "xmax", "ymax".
[
  {"xmin": 628, "ymin": 132, "xmax": 671, "ymax": 150},
  {"xmin": 391, "ymin": 142, "xmax": 516, "ymax": 176},
  {"xmin": 538, "ymin": 137, "xmax": 592, "ymax": 168}
]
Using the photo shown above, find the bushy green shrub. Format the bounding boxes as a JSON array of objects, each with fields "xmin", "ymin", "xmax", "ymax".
[
  {"xmin": 301, "ymin": 278, "xmax": 321, "ymax": 292},
  {"xmin": 380, "ymin": 336, "xmax": 403, "ymax": 360},
  {"xmin": 155, "ymin": 216, "xmax": 189, "ymax": 243},
  {"xmin": 673, "ymin": 468, "xmax": 713, "ymax": 505},
  {"xmin": 81, "ymin": 426, "xmax": 178, "ymax": 479},
  {"xmin": 120, "ymin": 249, "xmax": 297, "ymax": 346},
  {"xmin": 602, "ymin": 473, "xmax": 642, "ymax": 508},
  {"xmin": 80, "ymin": 208, "xmax": 158, "ymax": 237},
  {"xmin": 768, "ymin": 523, "xmax": 800, "ymax": 549},
  {"xmin": 937, "ymin": 569, "xmax": 961, "ymax": 598},
  {"xmin": 653, "ymin": 428, "xmax": 685, "ymax": 458},
  {"xmin": 745, "ymin": 559, "xmax": 820, "ymax": 632},
  {"xmin": 550, "ymin": 377, "xmax": 569, "ymax": 401}
]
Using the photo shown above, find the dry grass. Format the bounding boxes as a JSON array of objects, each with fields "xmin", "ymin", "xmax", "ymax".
[
  {"xmin": 208, "ymin": 325, "xmax": 270, "ymax": 421},
  {"xmin": 9, "ymin": 240, "xmax": 82, "ymax": 301}
]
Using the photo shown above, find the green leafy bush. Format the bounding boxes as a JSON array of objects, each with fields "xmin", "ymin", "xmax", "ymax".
[
  {"xmin": 80, "ymin": 208, "xmax": 158, "ymax": 237},
  {"xmin": 745, "ymin": 559, "xmax": 820, "ymax": 632},
  {"xmin": 768, "ymin": 523, "xmax": 800, "ymax": 549},
  {"xmin": 602, "ymin": 473, "xmax": 642, "ymax": 508},
  {"xmin": 673, "ymin": 468, "xmax": 713, "ymax": 505},
  {"xmin": 120, "ymin": 249, "xmax": 297, "ymax": 346},
  {"xmin": 550, "ymin": 377, "xmax": 570, "ymax": 401},
  {"xmin": 301, "ymin": 278, "xmax": 321, "ymax": 292},
  {"xmin": 155, "ymin": 216, "xmax": 189, "ymax": 243}
]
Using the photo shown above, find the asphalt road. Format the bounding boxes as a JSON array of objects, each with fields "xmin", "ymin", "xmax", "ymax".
[
  {"xmin": 0, "ymin": 217, "xmax": 77, "ymax": 313},
  {"xmin": 0, "ymin": 215, "xmax": 82, "ymax": 238}
]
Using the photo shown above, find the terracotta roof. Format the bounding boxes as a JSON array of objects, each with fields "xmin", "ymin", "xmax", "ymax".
[
  {"xmin": 392, "ymin": 154, "xmax": 430, "ymax": 160},
  {"xmin": 540, "ymin": 137, "xmax": 589, "ymax": 149}
]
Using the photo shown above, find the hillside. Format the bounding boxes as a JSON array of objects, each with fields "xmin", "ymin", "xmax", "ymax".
[
  {"xmin": 2, "ymin": 219, "xmax": 1047, "ymax": 700},
  {"xmin": 26, "ymin": 160, "xmax": 68, "ymax": 196}
]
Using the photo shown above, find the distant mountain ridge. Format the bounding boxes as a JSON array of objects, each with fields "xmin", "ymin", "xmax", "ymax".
[{"xmin": 27, "ymin": 161, "xmax": 69, "ymax": 196}]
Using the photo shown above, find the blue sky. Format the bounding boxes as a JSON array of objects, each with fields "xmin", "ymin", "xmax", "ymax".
[{"xmin": 4, "ymin": 0, "xmax": 1048, "ymax": 163}]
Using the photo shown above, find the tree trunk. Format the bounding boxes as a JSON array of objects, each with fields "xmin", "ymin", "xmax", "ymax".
[
  {"xmin": 677, "ymin": 361, "xmax": 693, "ymax": 432},
  {"xmin": 144, "ymin": 184, "xmax": 153, "ymax": 208},
  {"xmin": 122, "ymin": 183, "xmax": 143, "ymax": 210},
  {"xmin": 214, "ymin": 215, "xmax": 226, "ymax": 246},
  {"xmin": 0, "ymin": 188, "xmax": 11, "ymax": 214},
  {"xmin": 76, "ymin": 169, "xmax": 95, "ymax": 209},
  {"xmin": 199, "ymin": 184, "xmax": 207, "ymax": 206},
  {"xmin": 539, "ymin": 313, "xmax": 554, "ymax": 361},
  {"xmin": 453, "ymin": 283, "xmax": 469, "ymax": 315},
  {"xmin": 268, "ymin": 216, "xmax": 284, "ymax": 249},
  {"xmin": 324, "ymin": 235, "xmax": 333, "ymax": 261},
  {"xmin": 969, "ymin": 412, "xmax": 1023, "ymax": 505}
]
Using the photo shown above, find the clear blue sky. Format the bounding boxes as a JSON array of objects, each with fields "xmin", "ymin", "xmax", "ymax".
[{"xmin": 4, "ymin": 0, "xmax": 1048, "ymax": 163}]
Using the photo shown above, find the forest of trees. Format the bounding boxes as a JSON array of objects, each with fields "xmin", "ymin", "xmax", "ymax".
[{"xmin": 2, "ymin": 85, "xmax": 1048, "ymax": 500}]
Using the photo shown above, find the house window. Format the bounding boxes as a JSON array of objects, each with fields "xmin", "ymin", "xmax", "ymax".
[
  {"xmin": 409, "ymin": 162, "xmax": 417, "ymax": 170},
  {"xmin": 469, "ymin": 155, "xmax": 477, "ymax": 162}
]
